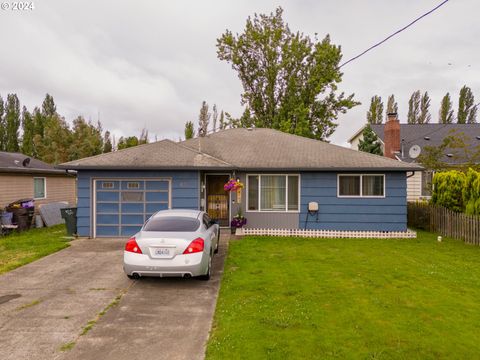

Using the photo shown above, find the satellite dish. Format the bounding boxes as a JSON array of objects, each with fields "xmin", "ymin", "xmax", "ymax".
[{"xmin": 409, "ymin": 144, "xmax": 421, "ymax": 159}]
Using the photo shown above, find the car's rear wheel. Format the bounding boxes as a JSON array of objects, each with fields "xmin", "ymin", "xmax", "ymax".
[{"xmin": 198, "ymin": 253, "xmax": 212, "ymax": 281}]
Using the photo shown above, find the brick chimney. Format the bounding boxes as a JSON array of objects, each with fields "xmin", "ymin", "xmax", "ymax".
[{"xmin": 384, "ymin": 112, "xmax": 400, "ymax": 159}]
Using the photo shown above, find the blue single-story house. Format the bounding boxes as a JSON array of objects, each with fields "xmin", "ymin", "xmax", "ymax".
[{"xmin": 57, "ymin": 128, "xmax": 422, "ymax": 237}]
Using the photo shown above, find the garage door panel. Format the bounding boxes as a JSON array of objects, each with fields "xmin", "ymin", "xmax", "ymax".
[
  {"xmin": 121, "ymin": 226, "xmax": 141, "ymax": 237},
  {"xmin": 146, "ymin": 203, "xmax": 168, "ymax": 213},
  {"xmin": 97, "ymin": 192, "xmax": 119, "ymax": 202},
  {"xmin": 121, "ymin": 203, "xmax": 144, "ymax": 213},
  {"xmin": 97, "ymin": 203, "xmax": 119, "ymax": 213},
  {"xmin": 146, "ymin": 181, "xmax": 169, "ymax": 190},
  {"xmin": 95, "ymin": 179, "xmax": 172, "ymax": 237},
  {"xmin": 97, "ymin": 226, "xmax": 120, "ymax": 236},
  {"xmin": 146, "ymin": 192, "xmax": 169, "ymax": 202},
  {"xmin": 121, "ymin": 214, "xmax": 144, "ymax": 225},
  {"xmin": 97, "ymin": 214, "xmax": 119, "ymax": 225}
]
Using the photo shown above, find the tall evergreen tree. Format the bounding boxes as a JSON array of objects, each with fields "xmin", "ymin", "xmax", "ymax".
[
  {"xmin": 418, "ymin": 91, "xmax": 431, "ymax": 124},
  {"xmin": 219, "ymin": 110, "xmax": 226, "ymax": 130},
  {"xmin": 32, "ymin": 107, "xmax": 45, "ymax": 139},
  {"xmin": 457, "ymin": 85, "xmax": 477, "ymax": 124},
  {"xmin": 216, "ymin": 7, "xmax": 358, "ymax": 140},
  {"xmin": 103, "ymin": 130, "xmax": 113, "ymax": 153},
  {"xmin": 439, "ymin": 93, "xmax": 454, "ymax": 124},
  {"xmin": 0, "ymin": 95, "xmax": 5, "ymax": 151},
  {"xmin": 5, "ymin": 94, "xmax": 21, "ymax": 152},
  {"xmin": 198, "ymin": 101, "xmax": 210, "ymax": 137},
  {"xmin": 358, "ymin": 125, "xmax": 382, "ymax": 155},
  {"xmin": 366, "ymin": 95, "xmax": 384, "ymax": 124},
  {"xmin": 21, "ymin": 106, "xmax": 35, "ymax": 156},
  {"xmin": 386, "ymin": 94, "xmax": 398, "ymax": 115},
  {"xmin": 184, "ymin": 121, "xmax": 194, "ymax": 139},
  {"xmin": 407, "ymin": 90, "xmax": 421, "ymax": 124}
]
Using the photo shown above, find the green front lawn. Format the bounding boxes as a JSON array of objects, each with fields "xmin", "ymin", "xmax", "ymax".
[
  {"xmin": 0, "ymin": 225, "xmax": 69, "ymax": 275},
  {"xmin": 207, "ymin": 231, "xmax": 480, "ymax": 359}
]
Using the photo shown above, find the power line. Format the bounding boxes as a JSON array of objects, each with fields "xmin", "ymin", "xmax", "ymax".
[{"xmin": 339, "ymin": 0, "xmax": 450, "ymax": 68}]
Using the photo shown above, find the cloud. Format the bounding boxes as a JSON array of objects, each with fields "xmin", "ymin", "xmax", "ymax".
[{"xmin": 0, "ymin": 0, "xmax": 479, "ymax": 145}]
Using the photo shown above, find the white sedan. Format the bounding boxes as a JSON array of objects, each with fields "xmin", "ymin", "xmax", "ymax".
[{"xmin": 123, "ymin": 209, "xmax": 220, "ymax": 280}]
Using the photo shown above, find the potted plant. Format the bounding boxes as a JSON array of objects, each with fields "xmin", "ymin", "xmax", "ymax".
[{"xmin": 230, "ymin": 208, "xmax": 247, "ymax": 234}]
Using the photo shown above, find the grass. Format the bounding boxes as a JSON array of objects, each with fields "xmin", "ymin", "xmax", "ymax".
[
  {"xmin": 16, "ymin": 299, "xmax": 42, "ymax": 311},
  {"xmin": 59, "ymin": 341, "xmax": 76, "ymax": 352},
  {"xmin": 0, "ymin": 225, "xmax": 69, "ymax": 274},
  {"xmin": 206, "ymin": 231, "xmax": 480, "ymax": 359},
  {"xmin": 80, "ymin": 293, "xmax": 124, "ymax": 336}
]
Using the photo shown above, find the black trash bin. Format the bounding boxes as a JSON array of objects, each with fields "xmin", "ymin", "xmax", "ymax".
[
  {"xmin": 7, "ymin": 198, "xmax": 35, "ymax": 231},
  {"xmin": 60, "ymin": 207, "xmax": 77, "ymax": 236}
]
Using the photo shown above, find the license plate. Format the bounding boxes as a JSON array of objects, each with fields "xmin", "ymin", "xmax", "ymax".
[{"xmin": 153, "ymin": 247, "xmax": 173, "ymax": 258}]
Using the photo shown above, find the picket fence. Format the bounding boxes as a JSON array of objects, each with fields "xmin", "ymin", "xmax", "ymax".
[
  {"xmin": 408, "ymin": 202, "xmax": 480, "ymax": 245},
  {"xmin": 239, "ymin": 227, "xmax": 417, "ymax": 239}
]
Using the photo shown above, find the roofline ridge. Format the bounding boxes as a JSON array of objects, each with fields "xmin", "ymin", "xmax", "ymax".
[
  {"xmin": 59, "ymin": 139, "xmax": 173, "ymax": 166},
  {"xmin": 174, "ymin": 141, "xmax": 235, "ymax": 167}
]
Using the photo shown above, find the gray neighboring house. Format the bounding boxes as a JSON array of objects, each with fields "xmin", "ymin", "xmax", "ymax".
[
  {"xmin": 58, "ymin": 128, "xmax": 421, "ymax": 238},
  {"xmin": 349, "ymin": 121, "xmax": 480, "ymax": 201}
]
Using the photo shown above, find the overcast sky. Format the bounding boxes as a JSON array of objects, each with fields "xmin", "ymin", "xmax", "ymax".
[{"xmin": 0, "ymin": 0, "xmax": 478, "ymax": 146}]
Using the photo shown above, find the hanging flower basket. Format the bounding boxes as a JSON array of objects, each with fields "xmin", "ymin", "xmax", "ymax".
[{"xmin": 224, "ymin": 178, "xmax": 244, "ymax": 192}]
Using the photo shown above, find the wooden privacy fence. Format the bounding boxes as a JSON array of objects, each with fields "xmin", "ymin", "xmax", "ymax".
[{"xmin": 408, "ymin": 202, "xmax": 480, "ymax": 245}]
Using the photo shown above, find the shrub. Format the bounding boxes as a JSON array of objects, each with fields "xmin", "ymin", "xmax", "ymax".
[{"xmin": 431, "ymin": 170, "xmax": 465, "ymax": 212}]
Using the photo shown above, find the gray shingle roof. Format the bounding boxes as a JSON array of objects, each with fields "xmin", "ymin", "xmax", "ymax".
[
  {"xmin": 59, "ymin": 128, "xmax": 421, "ymax": 171},
  {"xmin": 370, "ymin": 124, "xmax": 480, "ymax": 164},
  {"xmin": 58, "ymin": 139, "xmax": 232, "ymax": 170},
  {"xmin": 0, "ymin": 151, "xmax": 68, "ymax": 175}
]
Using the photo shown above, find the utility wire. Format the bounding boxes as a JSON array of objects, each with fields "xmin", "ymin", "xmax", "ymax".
[{"xmin": 339, "ymin": 0, "xmax": 449, "ymax": 68}]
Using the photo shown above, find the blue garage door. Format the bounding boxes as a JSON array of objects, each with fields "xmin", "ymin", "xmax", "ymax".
[{"xmin": 95, "ymin": 179, "xmax": 170, "ymax": 237}]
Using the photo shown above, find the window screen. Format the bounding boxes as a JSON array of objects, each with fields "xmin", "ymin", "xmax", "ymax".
[
  {"xmin": 362, "ymin": 175, "xmax": 384, "ymax": 196},
  {"xmin": 34, "ymin": 178, "xmax": 46, "ymax": 199},
  {"xmin": 339, "ymin": 176, "xmax": 360, "ymax": 196}
]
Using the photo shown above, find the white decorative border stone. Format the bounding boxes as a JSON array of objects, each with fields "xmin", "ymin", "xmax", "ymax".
[{"xmin": 237, "ymin": 227, "xmax": 417, "ymax": 239}]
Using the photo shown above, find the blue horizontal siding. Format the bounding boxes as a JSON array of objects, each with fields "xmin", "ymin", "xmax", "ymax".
[
  {"xmin": 76, "ymin": 170, "xmax": 199, "ymax": 237},
  {"xmin": 300, "ymin": 172, "xmax": 407, "ymax": 231}
]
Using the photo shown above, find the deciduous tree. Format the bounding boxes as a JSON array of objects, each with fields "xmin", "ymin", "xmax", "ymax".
[
  {"xmin": 419, "ymin": 91, "xmax": 431, "ymax": 124},
  {"xmin": 5, "ymin": 94, "xmax": 21, "ymax": 152},
  {"xmin": 21, "ymin": 106, "xmax": 35, "ymax": 156},
  {"xmin": 184, "ymin": 121, "xmax": 194, "ymax": 139},
  {"xmin": 457, "ymin": 85, "xmax": 477, "ymax": 124},
  {"xmin": 198, "ymin": 101, "xmax": 210, "ymax": 137},
  {"xmin": 366, "ymin": 96, "xmax": 383, "ymax": 124},
  {"xmin": 439, "ymin": 93, "xmax": 454, "ymax": 124},
  {"xmin": 216, "ymin": 7, "xmax": 358, "ymax": 140},
  {"xmin": 386, "ymin": 94, "xmax": 398, "ymax": 116},
  {"xmin": 407, "ymin": 90, "xmax": 421, "ymax": 124}
]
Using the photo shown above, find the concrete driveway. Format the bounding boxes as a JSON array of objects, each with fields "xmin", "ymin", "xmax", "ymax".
[{"xmin": 0, "ymin": 234, "xmax": 228, "ymax": 360}]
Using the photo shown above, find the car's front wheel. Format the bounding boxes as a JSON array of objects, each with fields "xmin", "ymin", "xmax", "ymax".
[{"xmin": 214, "ymin": 229, "xmax": 220, "ymax": 254}]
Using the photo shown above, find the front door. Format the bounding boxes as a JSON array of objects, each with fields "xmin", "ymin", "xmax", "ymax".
[{"xmin": 205, "ymin": 174, "xmax": 230, "ymax": 227}]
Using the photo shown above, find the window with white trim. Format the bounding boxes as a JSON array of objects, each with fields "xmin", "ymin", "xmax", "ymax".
[
  {"xmin": 33, "ymin": 177, "xmax": 46, "ymax": 199},
  {"xmin": 338, "ymin": 174, "xmax": 384, "ymax": 197},
  {"xmin": 247, "ymin": 175, "xmax": 299, "ymax": 212}
]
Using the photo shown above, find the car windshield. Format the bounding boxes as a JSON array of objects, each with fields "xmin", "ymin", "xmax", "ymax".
[{"xmin": 143, "ymin": 216, "xmax": 200, "ymax": 232}]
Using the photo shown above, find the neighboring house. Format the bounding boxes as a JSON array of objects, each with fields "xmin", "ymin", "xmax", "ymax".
[
  {"xmin": 348, "ymin": 115, "xmax": 480, "ymax": 201},
  {"xmin": 0, "ymin": 152, "xmax": 77, "ymax": 209},
  {"xmin": 58, "ymin": 128, "xmax": 421, "ymax": 238}
]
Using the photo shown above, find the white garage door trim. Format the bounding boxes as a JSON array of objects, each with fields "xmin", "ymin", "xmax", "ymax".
[{"xmin": 92, "ymin": 177, "xmax": 172, "ymax": 238}]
